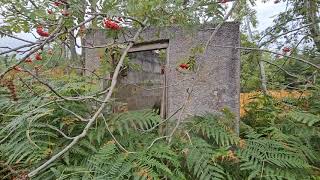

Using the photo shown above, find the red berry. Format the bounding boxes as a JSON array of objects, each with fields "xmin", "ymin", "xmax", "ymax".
[
  {"xmin": 36, "ymin": 26, "xmax": 50, "ymax": 37},
  {"xmin": 36, "ymin": 26, "xmax": 43, "ymax": 32},
  {"xmin": 13, "ymin": 66, "xmax": 23, "ymax": 72},
  {"xmin": 47, "ymin": 9, "xmax": 53, "ymax": 14},
  {"xmin": 40, "ymin": 31, "xmax": 49, "ymax": 37},
  {"xmin": 179, "ymin": 63, "xmax": 189, "ymax": 69},
  {"xmin": 61, "ymin": 9, "xmax": 70, "ymax": 16},
  {"xmin": 103, "ymin": 19, "xmax": 121, "ymax": 30},
  {"xmin": 35, "ymin": 53, "xmax": 42, "ymax": 61},
  {"xmin": 25, "ymin": 58, "xmax": 33, "ymax": 63},
  {"xmin": 53, "ymin": 1, "xmax": 62, "ymax": 6},
  {"xmin": 282, "ymin": 47, "xmax": 291, "ymax": 53}
]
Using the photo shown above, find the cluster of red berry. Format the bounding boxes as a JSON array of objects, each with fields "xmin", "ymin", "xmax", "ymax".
[
  {"xmin": 14, "ymin": 54, "xmax": 41, "ymax": 71},
  {"xmin": 103, "ymin": 19, "xmax": 121, "ymax": 30},
  {"xmin": 36, "ymin": 26, "xmax": 50, "ymax": 37},
  {"xmin": 219, "ymin": 0, "xmax": 229, "ymax": 3},
  {"xmin": 14, "ymin": 50, "xmax": 53, "ymax": 72},
  {"xmin": 52, "ymin": 0, "xmax": 70, "ymax": 16},
  {"xmin": 282, "ymin": 47, "xmax": 290, "ymax": 53},
  {"xmin": 53, "ymin": 0, "xmax": 67, "ymax": 7},
  {"xmin": 179, "ymin": 63, "xmax": 189, "ymax": 69},
  {"xmin": 13, "ymin": 66, "xmax": 23, "ymax": 72},
  {"xmin": 276, "ymin": 47, "xmax": 291, "ymax": 59}
]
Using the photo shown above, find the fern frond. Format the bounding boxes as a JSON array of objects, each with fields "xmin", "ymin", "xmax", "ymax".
[
  {"xmin": 286, "ymin": 111, "xmax": 320, "ymax": 126},
  {"xmin": 110, "ymin": 110, "xmax": 162, "ymax": 136},
  {"xmin": 186, "ymin": 114, "xmax": 239, "ymax": 147}
]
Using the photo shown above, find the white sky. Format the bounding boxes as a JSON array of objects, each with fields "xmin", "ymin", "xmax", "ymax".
[{"xmin": 0, "ymin": 0, "xmax": 286, "ymax": 53}]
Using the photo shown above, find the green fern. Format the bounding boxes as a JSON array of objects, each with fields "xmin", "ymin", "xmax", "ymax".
[{"xmin": 286, "ymin": 111, "xmax": 320, "ymax": 126}]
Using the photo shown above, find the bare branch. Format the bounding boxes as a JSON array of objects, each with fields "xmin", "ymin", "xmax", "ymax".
[
  {"xmin": 262, "ymin": 60, "xmax": 300, "ymax": 79},
  {"xmin": 46, "ymin": 125, "xmax": 75, "ymax": 140},
  {"xmin": 168, "ymin": 87, "xmax": 193, "ymax": 143},
  {"xmin": 0, "ymin": 43, "xmax": 37, "ymax": 56},
  {"xmin": 101, "ymin": 114, "xmax": 135, "ymax": 153},
  {"xmin": 0, "ymin": 30, "xmax": 38, "ymax": 44},
  {"xmin": 146, "ymin": 136, "xmax": 169, "ymax": 150},
  {"xmin": 55, "ymin": 102, "xmax": 88, "ymax": 122},
  {"xmin": 211, "ymin": 44, "xmax": 320, "ymax": 70},
  {"xmin": 258, "ymin": 23, "xmax": 314, "ymax": 47}
]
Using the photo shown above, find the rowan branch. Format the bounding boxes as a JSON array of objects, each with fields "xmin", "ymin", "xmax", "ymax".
[
  {"xmin": 210, "ymin": 44, "xmax": 320, "ymax": 70},
  {"xmin": 0, "ymin": 30, "xmax": 39, "ymax": 44},
  {"xmin": 1, "ymin": 15, "xmax": 97, "ymax": 79},
  {"xmin": 262, "ymin": 60, "xmax": 300, "ymax": 79},
  {"xmin": 0, "ymin": 17, "xmax": 64, "ymax": 79}
]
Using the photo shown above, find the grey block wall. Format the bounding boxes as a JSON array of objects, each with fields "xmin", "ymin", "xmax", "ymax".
[{"xmin": 84, "ymin": 22, "xmax": 240, "ymax": 130}]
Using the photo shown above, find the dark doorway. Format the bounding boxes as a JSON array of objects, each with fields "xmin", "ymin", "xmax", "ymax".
[{"xmin": 114, "ymin": 42, "xmax": 168, "ymax": 118}]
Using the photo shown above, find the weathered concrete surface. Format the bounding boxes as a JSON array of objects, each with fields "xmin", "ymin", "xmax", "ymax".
[{"xmin": 84, "ymin": 22, "xmax": 240, "ymax": 130}]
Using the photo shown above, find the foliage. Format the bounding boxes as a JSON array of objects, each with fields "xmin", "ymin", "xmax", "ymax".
[{"xmin": 1, "ymin": 79, "xmax": 320, "ymax": 179}]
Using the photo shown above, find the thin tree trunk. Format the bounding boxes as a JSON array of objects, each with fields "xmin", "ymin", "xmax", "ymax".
[
  {"xmin": 259, "ymin": 60, "xmax": 268, "ymax": 94},
  {"xmin": 246, "ymin": 17, "xmax": 268, "ymax": 94},
  {"xmin": 90, "ymin": 0, "xmax": 98, "ymax": 28},
  {"xmin": 79, "ymin": 0, "xmax": 87, "ymax": 75},
  {"xmin": 305, "ymin": 0, "xmax": 320, "ymax": 52},
  {"xmin": 4, "ymin": 55, "xmax": 9, "ymax": 68},
  {"xmin": 69, "ymin": 30, "xmax": 78, "ymax": 62}
]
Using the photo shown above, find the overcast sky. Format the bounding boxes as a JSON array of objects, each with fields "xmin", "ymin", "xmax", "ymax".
[{"xmin": 0, "ymin": 0, "xmax": 286, "ymax": 53}]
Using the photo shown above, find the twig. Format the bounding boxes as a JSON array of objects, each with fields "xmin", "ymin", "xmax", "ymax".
[
  {"xmin": 210, "ymin": 44, "xmax": 320, "ymax": 70},
  {"xmin": 55, "ymin": 102, "xmax": 88, "ymax": 122},
  {"xmin": 140, "ymin": 104, "xmax": 184, "ymax": 133},
  {"xmin": 258, "ymin": 23, "xmax": 313, "ymax": 47},
  {"xmin": 46, "ymin": 125, "xmax": 75, "ymax": 140},
  {"xmin": 0, "ymin": 30, "xmax": 38, "ymax": 44},
  {"xmin": 262, "ymin": 60, "xmax": 300, "ymax": 79},
  {"xmin": 67, "ymin": 65, "xmax": 109, "ymax": 80},
  {"xmin": 101, "ymin": 114, "xmax": 135, "ymax": 153},
  {"xmin": 146, "ymin": 136, "xmax": 169, "ymax": 149},
  {"xmin": 28, "ymin": 0, "xmax": 38, "ymax": 8},
  {"xmin": 168, "ymin": 88, "xmax": 193, "ymax": 143},
  {"xmin": 184, "ymin": 130, "xmax": 192, "ymax": 145},
  {"xmin": 0, "ymin": 43, "xmax": 37, "ymax": 56}
]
